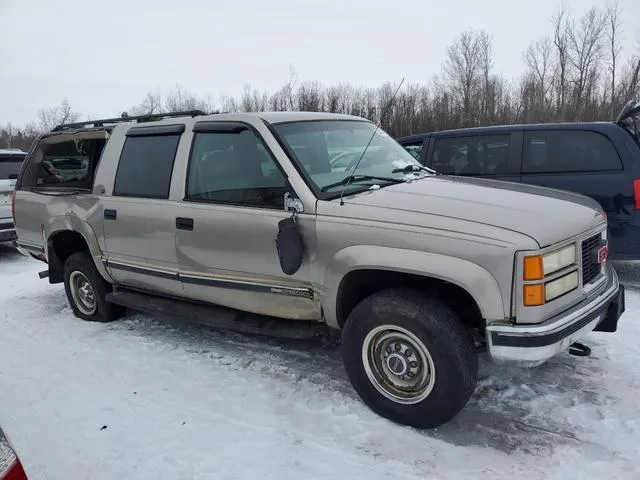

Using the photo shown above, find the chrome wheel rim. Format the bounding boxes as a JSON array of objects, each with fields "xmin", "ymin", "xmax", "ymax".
[
  {"xmin": 69, "ymin": 271, "xmax": 97, "ymax": 315},
  {"xmin": 362, "ymin": 325, "xmax": 436, "ymax": 404}
]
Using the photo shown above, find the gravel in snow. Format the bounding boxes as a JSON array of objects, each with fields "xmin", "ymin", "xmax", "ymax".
[{"xmin": 0, "ymin": 246, "xmax": 639, "ymax": 479}]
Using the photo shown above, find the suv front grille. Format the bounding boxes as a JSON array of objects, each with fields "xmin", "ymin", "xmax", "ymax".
[{"xmin": 581, "ymin": 233, "xmax": 603, "ymax": 286}]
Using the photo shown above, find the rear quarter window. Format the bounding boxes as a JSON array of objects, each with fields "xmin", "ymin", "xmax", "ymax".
[{"xmin": 522, "ymin": 130, "xmax": 622, "ymax": 174}]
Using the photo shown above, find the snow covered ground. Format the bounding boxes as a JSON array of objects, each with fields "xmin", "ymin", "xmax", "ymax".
[{"xmin": 0, "ymin": 245, "xmax": 639, "ymax": 480}]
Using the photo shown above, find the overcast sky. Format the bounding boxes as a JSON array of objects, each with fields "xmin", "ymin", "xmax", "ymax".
[{"xmin": 1, "ymin": 0, "xmax": 638, "ymax": 125}]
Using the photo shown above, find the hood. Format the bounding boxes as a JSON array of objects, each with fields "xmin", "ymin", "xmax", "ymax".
[{"xmin": 338, "ymin": 175, "xmax": 605, "ymax": 248}]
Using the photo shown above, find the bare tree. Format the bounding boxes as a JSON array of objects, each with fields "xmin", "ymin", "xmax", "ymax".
[
  {"xmin": 440, "ymin": 29, "xmax": 492, "ymax": 126},
  {"xmin": 128, "ymin": 91, "xmax": 163, "ymax": 116},
  {"xmin": 552, "ymin": 2, "xmax": 570, "ymax": 119},
  {"xmin": 525, "ymin": 37, "xmax": 555, "ymax": 114},
  {"xmin": 606, "ymin": 0, "xmax": 623, "ymax": 116},
  {"xmin": 568, "ymin": 7, "xmax": 607, "ymax": 117},
  {"xmin": 37, "ymin": 98, "xmax": 79, "ymax": 131},
  {"xmin": 164, "ymin": 84, "xmax": 210, "ymax": 112}
]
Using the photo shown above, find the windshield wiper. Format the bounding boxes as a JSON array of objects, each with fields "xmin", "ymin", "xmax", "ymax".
[
  {"xmin": 391, "ymin": 164, "xmax": 435, "ymax": 174},
  {"xmin": 321, "ymin": 175, "xmax": 404, "ymax": 192}
]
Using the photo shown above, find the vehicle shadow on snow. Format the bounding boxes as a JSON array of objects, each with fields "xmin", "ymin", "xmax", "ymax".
[
  {"xmin": 99, "ymin": 306, "xmax": 616, "ymax": 457},
  {"xmin": 0, "ymin": 244, "xmax": 24, "ymax": 262}
]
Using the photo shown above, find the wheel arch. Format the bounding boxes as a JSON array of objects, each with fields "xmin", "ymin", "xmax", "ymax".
[
  {"xmin": 46, "ymin": 217, "xmax": 111, "ymax": 284},
  {"xmin": 323, "ymin": 246, "xmax": 506, "ymax": 328}
]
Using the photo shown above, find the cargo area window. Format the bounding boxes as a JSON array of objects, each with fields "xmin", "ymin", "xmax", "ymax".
[
  {"xmin": 19, "ymin": 133, "xmax": 108, "ymax": 191},
  {"xmin": 522, "ymin": 130, "xmax": 623, "ymax": 174},
  {"xmin": 113, "ymin": 128, "xmax": 182, "ymax": 199},
  {"xmin": 185, "ymin": 129, "xmax": 287, "ymax": 209}
]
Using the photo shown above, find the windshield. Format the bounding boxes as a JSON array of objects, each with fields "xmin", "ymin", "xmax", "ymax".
[{"xmin": 273, "ymin": 120, "xmax": 428, "ymax": 195}]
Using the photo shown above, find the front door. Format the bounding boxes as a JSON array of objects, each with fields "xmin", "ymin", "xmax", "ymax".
[{"xmin": 174, "ymin": 122, "xmax": 319, "ymax": 320}]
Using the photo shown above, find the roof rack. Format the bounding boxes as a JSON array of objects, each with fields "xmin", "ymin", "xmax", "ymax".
[{"xmin": 51, "ymin": 110, "xmax": 208, "ymax": 132}]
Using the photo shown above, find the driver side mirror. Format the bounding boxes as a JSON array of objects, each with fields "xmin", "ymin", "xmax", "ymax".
[{"xmin": 284, "ymin": 192, "xmax": 304, "ymax": 214}]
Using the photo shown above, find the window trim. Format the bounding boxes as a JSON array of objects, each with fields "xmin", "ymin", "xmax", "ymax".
[
  {"xmin": 126, "ymin": 124, "xmax": 186, "ymax": 137},
  {"xmin": 182, "ymin": 121, "xmax": 294, "ymax": 211},
  {"xmin": 112, "ymin": 129, "xmax": 183, "ymax": 199},
  {"xmin": 521, "ymin": 129, "xmax": 624, "ymax": 175}
]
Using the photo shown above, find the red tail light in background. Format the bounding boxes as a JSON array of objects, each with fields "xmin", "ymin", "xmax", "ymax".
[
  {"xmin": 633, "ymin": 179, "xmax": 640, "ymax": 209},
  {"xmin": 0, "ymin": 427, "xmax": 28, "ymax": 480},
  {"xmin": 11, "ymin": 191, "xmax": 16, "ymax": 223}
]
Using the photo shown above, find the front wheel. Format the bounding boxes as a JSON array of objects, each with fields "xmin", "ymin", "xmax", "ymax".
[
  {"xmin": 63, "ymin": 251, "xmax": 124, "ymax": 322},
  {"xmin": 341, "ymin": 289, "xmax": 478, "ymax": 428}
]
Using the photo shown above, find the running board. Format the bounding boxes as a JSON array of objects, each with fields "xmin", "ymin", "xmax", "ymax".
[{"xmin": 105, "ymin": 289, "xmax": 333, "ymax": 341}]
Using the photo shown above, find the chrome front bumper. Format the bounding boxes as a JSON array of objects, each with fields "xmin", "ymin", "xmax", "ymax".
[{"xmin": 486, "ymin": 265, "xmax": 624, "ymax": 366}]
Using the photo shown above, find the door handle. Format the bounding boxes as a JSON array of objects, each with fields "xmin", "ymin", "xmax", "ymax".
[
  {"xmin": 176, "ymin": 217, "xmax": 194, "ymax": 231},
  {"xmin": 104, "ymin": 209, "xmax": 117, "ymax": 220}
]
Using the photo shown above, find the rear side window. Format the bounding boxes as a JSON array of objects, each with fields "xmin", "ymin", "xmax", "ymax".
[
  {"xmin": 113, "ymin": 127, "xmax": 183, "ymax": 198},
  {"xmin": 430, "ymin": 134, "xmax": 511, "ymax": 175},
  {"xmin": 523, "ymin": 130, "xmax": 622, "ymax": 174},
  {"xmin": 0, "ymin": 154, "xmax": 25, "ymax": 180},
  {"xmin": 18, "ymin": 137, "xmax": 106, "ymax": 190}
]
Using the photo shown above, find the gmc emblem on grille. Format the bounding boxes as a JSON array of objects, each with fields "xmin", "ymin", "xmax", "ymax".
[{"xmin": 595, "ymin": 244, "xmax": 609, "ymax": 265}]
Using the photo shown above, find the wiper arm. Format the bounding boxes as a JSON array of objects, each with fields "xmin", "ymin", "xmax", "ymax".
[
  {"xmin": 321, "ymin": 175, "xmax": 404, "ymax": 192},
  {"xmin": 391, "ymin": 164, "xmax": 436, "ymax": 174}
]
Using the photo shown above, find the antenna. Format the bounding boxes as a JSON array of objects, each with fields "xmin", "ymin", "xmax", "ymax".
[{"xmin": 339, "ymin": 78, "xmax": 405, "ymax": 206}]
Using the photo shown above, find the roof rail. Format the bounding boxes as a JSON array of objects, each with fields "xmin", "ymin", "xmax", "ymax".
[{"xmin": 51, "ymin": 110, "xmax": 208, "ymax": 132}]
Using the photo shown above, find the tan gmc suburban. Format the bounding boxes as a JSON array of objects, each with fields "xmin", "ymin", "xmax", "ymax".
[{"xmin": 12, "ymin": 110, "xmax": 625, "ymax": 428}]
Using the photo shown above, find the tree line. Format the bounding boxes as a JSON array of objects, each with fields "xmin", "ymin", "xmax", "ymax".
[{"xmin": 2, "ymin": 1, "xmax": 639, "ymax": 152}]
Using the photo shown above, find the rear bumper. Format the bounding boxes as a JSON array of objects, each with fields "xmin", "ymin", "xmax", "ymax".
[{"xmin": 486, "ymin": 265, "xmax": 624, "ymax": 365}]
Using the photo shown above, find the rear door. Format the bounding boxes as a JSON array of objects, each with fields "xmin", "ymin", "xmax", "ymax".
[
  {"xmin": 101, "ymin": 124, "xmax": 185, "ymax": 296},
  {"xmin": 519, "ymin": 128, "xmax": 631, "ymax": 242},
  {"xmin": 425, "ymin": 132, "xmax": 521, "ymax": 182},
  {"xmin": 0, "ymin": 151, "xmax": 25, "ymax": 225}
]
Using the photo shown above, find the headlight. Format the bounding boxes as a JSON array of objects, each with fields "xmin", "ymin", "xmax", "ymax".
[
  {"xmin": 522, "ymin": 244, "xmax": 579, "ymax": 307},
  {"xmin": 523, "ymin": 244, "xmax": 576, "ymax": 280},
  {"xmin": 542, "ymin": 245, "xmax": 576, "ymax": 275},
  {"xmin": 545, "ymin": 271, "xmax": 579, "ymax": 301}
]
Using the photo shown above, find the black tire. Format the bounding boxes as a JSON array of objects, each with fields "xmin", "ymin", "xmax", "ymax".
[
  {"xmin": 341, "ymin": 288, "xmax": 478, "ymax": 429},
  {"xmin": 63, "ymin": 251, "xmax": 124, "ymax": 322}
]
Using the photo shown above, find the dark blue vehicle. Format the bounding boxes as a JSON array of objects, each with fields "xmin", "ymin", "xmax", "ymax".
[{"xmin": 396, "ymin": 101, "xmax": 640, "ymax": 260}]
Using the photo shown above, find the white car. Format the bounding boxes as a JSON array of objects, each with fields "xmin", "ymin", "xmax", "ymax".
[{"xmin": 0, "ymin": 149, "xmax": 26, "ymax": 244}]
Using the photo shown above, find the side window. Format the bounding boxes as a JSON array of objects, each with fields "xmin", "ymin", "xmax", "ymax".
[
  {"xmin": 523, "ymin": 130, "xmax": 623, "ymax": 174},
  {"xmin": 113, "ymin": 130, "xmax": 182, "ymax": 198},
  {"xmin": 19, "ymin": 138, "xmax": 106, "ymax": 190},
  {"xmin": 401, "ymin": 141, "xmax": 424, "ymax": 160},
  {"xmin": 185, "ymin": 129, "xmax": 287, "ymax": 209},
  {"xmin": 431, "ymin": 134, "xmax": 510, "ymax": 175}
]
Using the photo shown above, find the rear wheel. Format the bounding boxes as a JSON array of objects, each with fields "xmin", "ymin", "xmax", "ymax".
[
  {"xmin": 341, "ymin": 288, "xmax": 478, "ymax": 428},
  {"xmin": 63, "ymin": 251, "xmax": 124, "ymax": 322}
]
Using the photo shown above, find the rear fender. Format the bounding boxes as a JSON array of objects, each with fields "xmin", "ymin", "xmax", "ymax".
[{"xmin": 46, "ymin": 214, "xmax": 113, "ymax": 283}]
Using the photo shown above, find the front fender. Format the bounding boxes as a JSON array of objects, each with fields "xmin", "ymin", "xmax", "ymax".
[{"xmin": 322, "ymin": 245, "xmax": 506, "ymax": 328}]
